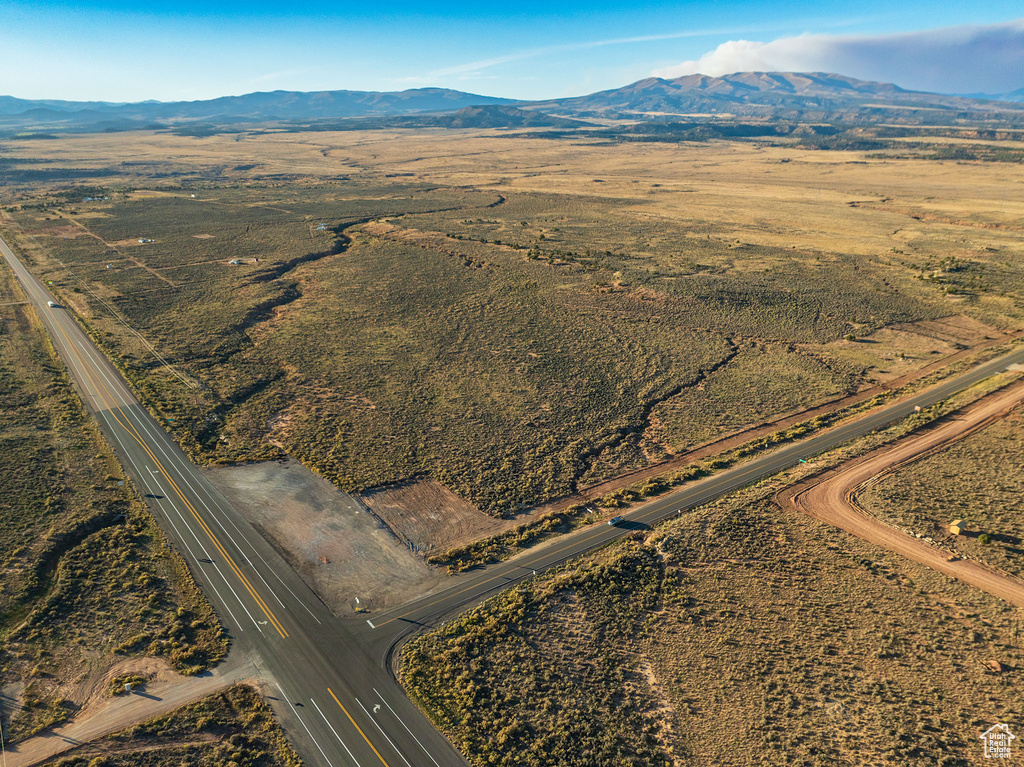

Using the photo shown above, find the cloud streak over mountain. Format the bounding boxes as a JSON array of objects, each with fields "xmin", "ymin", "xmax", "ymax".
[{"xmin": 655, "ymin": 19, "xmax": 1024, "ymax": 95}]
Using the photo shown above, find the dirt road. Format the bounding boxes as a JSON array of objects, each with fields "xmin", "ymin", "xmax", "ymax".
[
  {"xmin": 4, "ymin": 652, "xmax": 252, "ymax": 767},
  {"xmin": 779, "ymin": 379, "xmax": 1024, "ymax": 608}
]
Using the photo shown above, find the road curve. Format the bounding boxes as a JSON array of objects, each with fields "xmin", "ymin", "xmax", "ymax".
[{"xmin": 778, "ymin": 379, "xmax": 1024, "ymax": 608}]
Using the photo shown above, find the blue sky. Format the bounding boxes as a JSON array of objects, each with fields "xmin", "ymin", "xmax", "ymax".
[{"xmin": 1, "ymin": 1, "xmax": 1022, "ymax": 101}]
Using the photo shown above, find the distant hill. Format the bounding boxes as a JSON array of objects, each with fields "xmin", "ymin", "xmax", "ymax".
[
  {"xmin": 959, "ymin": 87, "xmax": 1024, "ymax": 104},
  {"xmin": 172, "ymin": 105, "xmax": 591, "ymax": 136},
  {"xmin": 305, "ymin": 105, "xmax": 590, "ymax": 131},
  {"xmin": 0, "ymin": 95, "xmax": 132, "ymax": 116},
  {"xmin": 0, "ymin": 88, "xmax": 518, "ymax": 131},
  {"xmin": 425, "ymin": 104, "xmax": 588, "ymax": 129},
  {"xmin": 527, "ymin": 72, "xmax": 1024, "ymax": 123}
]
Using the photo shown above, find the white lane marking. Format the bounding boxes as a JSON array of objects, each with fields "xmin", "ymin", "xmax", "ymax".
[
  {"xmin": 277, "ymin": 683, "xmax": 337, "ymax": 767},
  {"xmin": 86, "ymin": 357, "xmax": 291, "ymax": 622},
  {"xmin": 101, "ymin": 377, "xmax": 295, "ymax": 617},
  {"xmin": 373, "ymin": 687, "xmax": 442, "ymax": 767},
  {"xmin": 366, "ymin": 620, "xmax": 375, "ymax": 629},
  {"xmin": 203, "ymin": 488, "xmax": 323, "ymax": 620},
  {"xmin": 95, "ymin": 412, "xmax": 258, "ymax": 632},
  {"xmin": 162, "ymin": 497, "xmax": 263, "ymax": 633},
  {"xmin": 53, "ymin": 324, "xmax": 302, "ymax": 616},
  {"xmin": 35, "ymin": 283, "xmax": 289, "ymax": 637},
  {"xmin": 170, "ymin": 475, "xmax": 289, "ymax": 607},
  {"xmin": 159, "ymin": 496, "xmax": 248, "ymax": 632},
  {"xmin": 311, "ymin": 697, "xmax": 363, "ymax": 767},
  {"xmin": 356, "ymin": 696, "xmax": 412, "ymax": 767},
  {"xmin": 188, "ymin": 477, "xmax": 323, "ymax": 623},
  {"xmin": 100, "ymin": 414, "xmax": 255, "ymax": 632}
]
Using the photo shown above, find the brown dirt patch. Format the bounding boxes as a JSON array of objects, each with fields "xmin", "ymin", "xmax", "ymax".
[
  {"xmin": 358, "ymin": 478, "xmax": 507, "ymax": 556},
  {"xmin": 202, "ymin": 459, "xmax": 449, "ymax": 614},
  {"xmin": 4, "ymin": 654, "xmax": 250, "ymax": 767},
  {"xmin": 894, "ymin": 314, "xmax": 1004, "ymax": 347},
  {"xmin": 66, "ymin": 656, "xmax": 171, "ymax": 711}
]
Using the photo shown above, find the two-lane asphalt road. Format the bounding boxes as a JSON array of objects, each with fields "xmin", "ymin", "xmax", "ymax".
[
  {"xmin": 359, "ymin": 332, "xmax": 1024, "ymax": 654},
  {"xmin": 0, "ymin": 234, "xmax": 468, "ymax": 767},
  {"xmin": 6, "ymin": 227, "xmax": 1024, "ymax": 766}
]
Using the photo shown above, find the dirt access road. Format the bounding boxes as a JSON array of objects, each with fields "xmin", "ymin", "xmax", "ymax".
[
  {"xmin": 779, "ymin": 379, "xmax": 1024, "ymax": 608},
  {"xmin": 4, "ymin": 652, "xmax": 253, "ymax": 767}
]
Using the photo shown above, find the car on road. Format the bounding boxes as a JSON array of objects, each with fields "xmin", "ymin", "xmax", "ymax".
[
  {"xmin": 47, "ymin": 300, "xmax": 58, "ymax": 307},
  {"xmin": 608, "ymin": 516, "xmax": 624, "ymax": 526}
]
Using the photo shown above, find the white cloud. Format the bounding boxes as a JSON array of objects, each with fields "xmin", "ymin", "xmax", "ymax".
[
  {"xmin": 424, "ymin": 23, "xmax": 824, "ymax": 80},
  {"xmin": 654, "ymin": 19, "xmax": 1024, "ymax": 95}
]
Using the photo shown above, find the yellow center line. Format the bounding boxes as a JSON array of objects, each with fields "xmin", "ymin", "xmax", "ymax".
[
  {"xmin": 46, "ymin": 311, "xmax": 289, "ymax": 638},
  {"xmin": 328, "ymin": 688, "xmax": 391, "ymax": 766},
  {"xmin": 107, "ymin": 403, "xmax": 290, "ymax": 638}
]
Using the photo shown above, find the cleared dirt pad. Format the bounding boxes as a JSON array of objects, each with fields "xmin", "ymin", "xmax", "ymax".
[
  {"xmin": 894, "ymin": 314, "xmax": 1003, "ymax": 347},
  {"xmin": 358, "ymin": 478, "xmax": 507, "ymax": 556},
  {"xmin": 202, "ymin": 459, "xmax": 448, "ymax": 614}
]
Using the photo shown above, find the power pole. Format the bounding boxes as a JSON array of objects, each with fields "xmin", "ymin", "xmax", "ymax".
[{"xmin": 1, "ymin": 688, "xmax": 7, "ymax": 767}]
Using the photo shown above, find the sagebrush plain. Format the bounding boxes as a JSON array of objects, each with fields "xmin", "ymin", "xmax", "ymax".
[{"xmin": 2, "ymin": 128, "xmax": 1022, "ymax": 520}]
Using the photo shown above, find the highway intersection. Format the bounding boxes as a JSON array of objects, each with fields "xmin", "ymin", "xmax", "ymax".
[{"xmin": 4, "ymin": 230, "xmax": 1024, "ymax": 766}]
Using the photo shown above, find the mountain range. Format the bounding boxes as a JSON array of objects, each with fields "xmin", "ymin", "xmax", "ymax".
[
  {"xmin": 0, "ymin": 88, "xmax": 516, "ymax": 131},
  {"xmin": 528, "ymin": 72, "xmax": 1024, "ymax": 122},
  {"xmin": 2, "ymin": 72, "xmax": 1023, "ymax": 133}
]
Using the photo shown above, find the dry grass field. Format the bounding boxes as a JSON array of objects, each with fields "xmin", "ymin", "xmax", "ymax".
[
  {"xmin": 3, "ymin": 121, "xmax": 1024, "ymax": 766},
  {"xmin": 402, "ymin": 376, "xmax": 1024, "ymax": 766},
  {"xmin": 0, "ymin": 263, "xmax": 225, "ymax": 742},
  {"xmin": 402, "ymin": 482, "xmax": 1024, "ymax": 767},
  {"xmin": 1, "ymin": 128, "xmax": 1022, "ymax": 520}
]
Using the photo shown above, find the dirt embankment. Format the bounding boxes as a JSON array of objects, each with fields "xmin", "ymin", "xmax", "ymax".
[
  {"xmin": 778, "ymin": 379, "xmax": 1024, "ymax": 608},
  {"xmin": 489, "ymin": 319, "xmax": 1022, "ymax": 529},
  {"xmin": 358, "ymin": 478, "xmax": 507, "ymax": 556}
]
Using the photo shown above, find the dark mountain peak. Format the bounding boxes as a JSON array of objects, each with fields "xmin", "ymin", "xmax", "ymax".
[
  {"xmin": 0, "ymin": 87, "xmax": 519, "ymax": 129},
  {"xmin": 663, "ymin": 71, "xmax": 912, "ymax": 96},
  {"xmin": 4, "ymin": 72, "xmax": 1023, "ymax": 133},
  {"xmin": 526, "ymin": 71, "xmax": 1024, "ymax": 122}
]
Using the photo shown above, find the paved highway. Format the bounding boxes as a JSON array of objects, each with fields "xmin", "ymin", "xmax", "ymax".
[
  {"xmin": 5, "ymin": 228, "xmax": 1024, "ymax": 765},
  {"xmin": 0, "ymin": 235, "xmax": 468, "ymax": 767},
  {"xmin": 362, "ymin": 328, "xmax": 1024, "ymax": 652}
]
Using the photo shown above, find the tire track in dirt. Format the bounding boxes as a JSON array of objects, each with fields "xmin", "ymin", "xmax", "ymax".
[{"xmin": 777, "ymin": 378, "xmax": 1024, "ymax": 607}]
